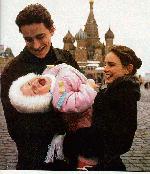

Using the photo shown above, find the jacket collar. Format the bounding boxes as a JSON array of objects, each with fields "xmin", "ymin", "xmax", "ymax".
[
  {"xmin": 103, "ymin": 75, "xmax": 141, "ymax": 101},
  {"xmin": 20, "ymin": 45, "xmax": 57, "ymax": 64},
  {"xmin": 21, "ymin": 45, "xmax": 69, "ymax": 66},
  {"xmin": 107, "ymin": 75, "xmax": 140, "ymax": 89}
]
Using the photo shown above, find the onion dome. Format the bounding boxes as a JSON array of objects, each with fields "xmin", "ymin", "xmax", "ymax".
[
  {"xmin": 63, "ymin": 30, "xmax": 75, "ymax": 43},
  {"xmin": 4, "ymin": 47, "xmax": 14, "ymax": 57},
  {"xmin": 105, "ymin": 28, "xmax": 114, "ymax": 39},
  {"xmin": 75, "ymin": 29, "xmax": 88, "ymax": 40}
]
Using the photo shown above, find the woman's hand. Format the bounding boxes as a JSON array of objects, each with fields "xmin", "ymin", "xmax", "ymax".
[
  {"xmin": 77, "ymin": 155, "xmax": 98, "ymax": 170},
  {"xmin": 86, "ymin": 79, "xmax": 99, "ymax": 90}
]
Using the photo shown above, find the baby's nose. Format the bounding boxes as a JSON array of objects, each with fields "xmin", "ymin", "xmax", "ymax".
[{"xmin": 32, "ymin": 83, "xmax": 37, "ymax": 89}]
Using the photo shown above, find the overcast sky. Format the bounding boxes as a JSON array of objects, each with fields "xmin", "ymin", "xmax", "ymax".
[{"xmin": 1, "ymin": 0, "xmax": 150, "ymax": 76}]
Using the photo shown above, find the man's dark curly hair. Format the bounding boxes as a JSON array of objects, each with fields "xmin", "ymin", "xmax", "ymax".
[
  {"xmin": 109, "ymin": 45, "xmax": 142, "ymax": 75},
  {"xmin": 15, "ymin": 3, "xmax": 54, "ymax": 32}
]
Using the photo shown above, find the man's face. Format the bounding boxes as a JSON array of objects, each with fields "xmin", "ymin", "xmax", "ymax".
[{"xmin": 20, "ymin": 23, "xmax": 53, "ymax": 58}]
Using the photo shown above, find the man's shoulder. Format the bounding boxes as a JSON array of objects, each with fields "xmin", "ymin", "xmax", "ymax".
[
  {"xmin": 54, "ymin": 48, "xmax": 69, "ymax": 54},
  {"xmin": 53, "ymin": 47, "xmax": 80, "ymax": 70},
  {"xmin": 54, "ymin": 48, "xmax": 72, "ymax": 59}
]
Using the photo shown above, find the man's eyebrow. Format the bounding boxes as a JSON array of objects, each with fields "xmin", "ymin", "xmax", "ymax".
[
  {"xmin": 36, "ymin": 33, "xmax": 45, "ymax": 37},
  {"xmin": 23, "ymin": 36, "xmax": 32, "ymax": 41},
  {"xmin": 24, "ymin": 33, "xmax": 45, "ymax": 39},
  {"xmin": 105, "ymin": 61, "xmax": 115, "ymax": 63}
]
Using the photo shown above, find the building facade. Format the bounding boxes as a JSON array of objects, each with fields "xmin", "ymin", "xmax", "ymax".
[{"xmin": 0, "ymin": 45, "xmax": 14, "ymax": 74}]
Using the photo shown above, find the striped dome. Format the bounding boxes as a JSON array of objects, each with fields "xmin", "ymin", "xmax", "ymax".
[{"xmin": 75, "ymin": 29, "xmax": 88, "ymax": 40}]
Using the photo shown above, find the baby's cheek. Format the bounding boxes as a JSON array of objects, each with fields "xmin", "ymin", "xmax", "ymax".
[{"xmin": 37, "ymin": 86, "xmax": 48, "ymax": 95}]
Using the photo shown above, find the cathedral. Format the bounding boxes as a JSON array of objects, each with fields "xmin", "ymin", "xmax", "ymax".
[{"xmin": 63, "ymin": 0, "xmax": 114, "ymax": 84}]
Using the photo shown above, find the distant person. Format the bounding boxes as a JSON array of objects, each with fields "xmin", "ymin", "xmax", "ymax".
[
  {"xmin": 1, "ymin": 4, "xmax": 80, "ymax": 170},
  {"xmin": 144, "ymin": 82, "xmax": 150, "ymax": 89},
  {"xmin": 63, "ymin": 45, "xmax": 142, "ymax": 171},
  {"xmin": 138, "ymin": 75, "xmax": 144, "ymax": 86}
]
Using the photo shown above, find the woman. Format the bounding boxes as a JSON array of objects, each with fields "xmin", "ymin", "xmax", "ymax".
[{"xmin": 63, "ymin": 45, "xmax": 142, "ymax": 171}]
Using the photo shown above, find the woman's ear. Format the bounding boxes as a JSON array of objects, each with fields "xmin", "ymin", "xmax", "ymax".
[
  {"xmin": 126, "ymin": 64, "xmax": 133, "ymax": 74},
  {"xmin": 50, "ymin": 25, "xmax": 56, "ymax": 36}
]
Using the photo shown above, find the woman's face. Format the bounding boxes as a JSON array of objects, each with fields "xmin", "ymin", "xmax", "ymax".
[
  {"xmin": 104, "ymin": 52, "xmax": 129, "ymax": 84},
  {"xmin": 21, "ymin": 77, "xmax": 51, "ymax": 96}
]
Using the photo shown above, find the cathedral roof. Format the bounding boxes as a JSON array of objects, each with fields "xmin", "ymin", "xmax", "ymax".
[
  {"xmin": 105, "ymin": 28, "xmax": 114, "ymax": 39},
  {"xmin": 75, "ymin": 29, "xmax": 87, "ymax": 40},
  {"xmin": 63, "ymin": 30, "xmax": 75, "ymax": 43}
]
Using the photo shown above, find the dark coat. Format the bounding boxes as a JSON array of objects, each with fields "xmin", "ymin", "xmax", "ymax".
[
  {"xmin": 64, "ymin": 76, "xmax": 141, "ymax": 170},
  {"xmin": 1, "ymin": 46, "xmax": 80, "ymax": 170}
]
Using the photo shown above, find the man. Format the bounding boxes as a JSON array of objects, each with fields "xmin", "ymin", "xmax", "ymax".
[{"xmin": 1, "ymin": 3, "xmax": 79, "ymax": 170}]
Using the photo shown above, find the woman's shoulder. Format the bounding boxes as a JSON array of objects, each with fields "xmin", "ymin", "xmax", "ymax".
[
  {"xmin": 108, "ymin": 76, "xmax": 141, "ymax": 101},
  {"xmin": 96, "ymin": 76, "xmax": 140, "ymax": 101}
]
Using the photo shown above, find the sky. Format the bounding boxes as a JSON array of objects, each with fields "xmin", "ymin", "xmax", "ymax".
[{"xmin": 1, "ymin": 0, "xmax": 150, "ymax": 76}]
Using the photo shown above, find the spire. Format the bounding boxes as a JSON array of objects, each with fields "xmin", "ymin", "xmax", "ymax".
[
  {"xmin": 89, "ymin": 0, "xmax": 94, "ymax": 12},
  {"xmin": 87, "ymin": 0, "xmax": 95, "ymax": 25},
  {"xmin": 84, "ymin": 0, "xmax": 99, "ymax": 39}
]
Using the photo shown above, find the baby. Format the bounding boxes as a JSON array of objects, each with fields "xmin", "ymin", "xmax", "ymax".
[
  {"xmin": 9, "ymin": 63, "xmax": 97, "ymax": 164},
  {"xmin": 9, "ymin": 63, "xmax": 97, "ymax": 126}
]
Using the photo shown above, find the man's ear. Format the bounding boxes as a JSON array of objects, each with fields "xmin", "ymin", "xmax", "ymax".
[
  {"xmin": 126, "ymin": 64, "xmax": 133, "ymax": 74},
  {"xmin": 50, "ymin": 25, "xmax": 56, "ymax": 36}
]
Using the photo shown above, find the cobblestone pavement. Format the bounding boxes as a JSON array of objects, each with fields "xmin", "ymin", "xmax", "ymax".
[
  {"xmin": 121, "ymin": 87, "xmax": 150, "ymax": 171},
  {"xmin": 0, "ymin": 87, "xmax": 150, "ymax": 171}
]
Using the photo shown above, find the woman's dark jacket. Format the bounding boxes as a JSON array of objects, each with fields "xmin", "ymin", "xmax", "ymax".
[
  {"xmin": 64, "ymin": 76, "xmax": 140, "ymax": 169},
  {"xmin": 1, "ymin": 46, "xmax": 79, "ymax": 170}
]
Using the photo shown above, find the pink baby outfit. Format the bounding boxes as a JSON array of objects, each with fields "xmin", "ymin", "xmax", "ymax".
[{"xmin": 43, "ymin": 63, "xmax": 97, "ymax": 131}]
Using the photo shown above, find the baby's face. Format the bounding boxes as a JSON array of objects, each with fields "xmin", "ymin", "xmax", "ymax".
[{"xmin": 21, "ymin": 77, "xmax": 51, "ymax": 96}]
